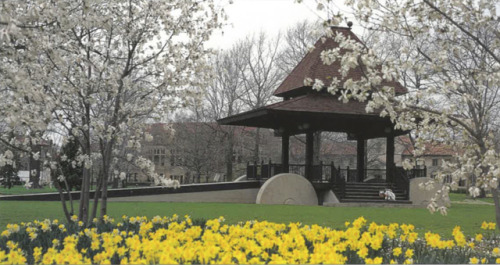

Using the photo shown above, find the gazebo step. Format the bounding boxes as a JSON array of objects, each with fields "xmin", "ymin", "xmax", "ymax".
[
  {"xmin": 344, "ymin": 184, "xmax": 392, "ymax": 188},
  {"xmin": 344, "ymin": 191, "xmax": 406, "ymax": 197},
  {"xmin": 342, "ymin": 187, "xmax": 400, "ymax": 192},
  {"xmin": 344, "ymin": 194, "xmax": 405, "ymax": 200},
  {"xmin": 340, "ymin": 199, "xmax": 412, "ymax": 204}
]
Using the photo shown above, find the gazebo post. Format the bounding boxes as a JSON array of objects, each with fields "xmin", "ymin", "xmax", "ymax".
[
  {"xmin": 386, "ymin": 135, "xmax": 395, "ymax": 183},
  {"xmin": 356, "ymin": 138, "xmax": 365, "ymax": 182},
  {"xmin": 305, "ymin": 131, "xmax": 314, "ymax": 180},
  {"xmin": 281, "ymin": 131, "xmax": 289, "ymax": 173}
]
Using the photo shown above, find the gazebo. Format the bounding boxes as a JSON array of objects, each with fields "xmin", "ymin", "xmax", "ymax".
[{"xmin": 218, "ymin": 26, "xmax": 422, "ymax": 202}]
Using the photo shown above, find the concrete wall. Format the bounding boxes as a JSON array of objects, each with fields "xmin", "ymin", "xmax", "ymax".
[
  {"xmin": 410, "ymin": 177, "xmax": 450, "ymax": 207},
  {"xmin": 109, "ymin": 188, "xmax": 259, "ymax": 203},
  {"xmin": 0, "ymin": 181, "xmax": 260, "ymax": 201}
]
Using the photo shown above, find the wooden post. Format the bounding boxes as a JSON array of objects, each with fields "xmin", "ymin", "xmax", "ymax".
[
  {"xmin": 319, "ymin": 160, "xmax": 323, "ymax": 181},
  {"xmin": 347, "ymin": 166, "xmax": 350, "ymax": 182},
  {"xmin": 282, "ymin": 132, "xmax": 289, "ymax": 173},
  {"xmin": 268, "ymin": 159, "xmax": 272, "ymax": 177},
  {"xmin": 386, "ymin": 136, "xmax": 395, "ymax": 182},
  {"xmin": 254, "ymin": 161, "xmax": 258, "ymax": 180},
  {"xmin": 356, "ymin": 138, "xmax": 365, "ymax": 182},
  {"xmin": 330, "ymin": 161, "xmax": 335, "ymax": 183},
  {"xmin": 305, "ymin": 131, "xmax": 314, "ymax": 180}
]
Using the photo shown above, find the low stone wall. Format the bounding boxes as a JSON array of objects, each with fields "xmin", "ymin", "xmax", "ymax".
[
  {"xmin": 109, "ymin": 189, "xmax": 260, "ymax": 203},
  {"xmin": 409, "ymin": 177, "xmax": 450, "ymax": 207},
  {"xmin": 0, "ymin": 181, "xmax": 261, "ymax": 202}
]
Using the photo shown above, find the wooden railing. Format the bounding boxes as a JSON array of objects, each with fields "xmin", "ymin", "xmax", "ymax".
[
  {"xmin": 246, "ymin": 160, "xmax": 334, "ymax": 182},
  {"xmin": 246, "ymin": 161, "xmax": 426, "ymax": 200}
]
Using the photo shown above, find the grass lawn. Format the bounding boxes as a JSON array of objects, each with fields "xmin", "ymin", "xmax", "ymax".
[
  {"xmin": 0, "ymin": 200, "xmax": 495, "ymax": 237},
  {"xmin": 449, "ymin": 192, "xmax": 495, "ymax": 204},
  {"xmin": 0, "ymin": 186, "xmax": 58, "ymax": 195}
]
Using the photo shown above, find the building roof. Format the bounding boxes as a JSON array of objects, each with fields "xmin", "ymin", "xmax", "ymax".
[
  {"xmin": 398, "ymin": 136, "xmax": 458, "ymax": 156},
  {"xmin": 274, "ymin": 26, "xmax": 407, "ymax": 98}
]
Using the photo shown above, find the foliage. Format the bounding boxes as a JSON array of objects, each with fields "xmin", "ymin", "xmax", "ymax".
[{"xmin": 0, "ymin": 215, "xmax": 499, "ymax": 264}]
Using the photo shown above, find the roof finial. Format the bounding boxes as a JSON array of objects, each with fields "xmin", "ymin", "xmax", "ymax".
[{"xmin": 347, "ymin": 21, "xmax": 353, "ymax": 29}]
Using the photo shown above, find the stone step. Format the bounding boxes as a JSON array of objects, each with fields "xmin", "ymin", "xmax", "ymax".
[
  {"xmin": 343, "ymin": 194, "xmax": 407, "ymax": 200},
  {"xmin": 344, "ymin": 185, "xmax": 395, "ymax": 189},
  {"xmin": 345, "ymin": 183, "xmax": 392, "ymax": 187},
  {"xmin": 342, "ymin": 189, "xmax": 405, "ymax": 195},
  {"xmin": 344, "ymin": 184, "xmax": 398, "ymax": 187},
  {"xmin": 344, "ymin": 191, "xmax": 406, "ymax": 196},
  {"xmin": 340, "ymin": 199, "xmax": 412, "ymax": 204}
]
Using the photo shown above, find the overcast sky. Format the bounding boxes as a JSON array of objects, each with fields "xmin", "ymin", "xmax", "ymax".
[{"xmin": 207, "ymin": 0, "xmax": 338, "ymax": 50}]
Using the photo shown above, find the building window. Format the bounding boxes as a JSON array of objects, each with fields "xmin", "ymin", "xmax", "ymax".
[{"xmin": 432, "ymin": 159, "xmax": 438, "ymax": 166}]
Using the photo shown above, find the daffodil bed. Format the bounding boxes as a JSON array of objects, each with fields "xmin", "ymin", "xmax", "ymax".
[{"xmin": 0, "ymin": 215, "xmax": 498, "ymax": 264}]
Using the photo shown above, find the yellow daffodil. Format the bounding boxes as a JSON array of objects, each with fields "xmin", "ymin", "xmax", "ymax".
[
  {"xmin": 393, "ymin": 247, "xmax": 402, "ymax": 257},
  {"xmin": 469, "ymin": 257, "xmax": 479, "ymax": 264}
]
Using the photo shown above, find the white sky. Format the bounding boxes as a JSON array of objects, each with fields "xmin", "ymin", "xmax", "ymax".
[{"xmin": 207, "ymin": 0, "xmax": 332, "ymax": 50}]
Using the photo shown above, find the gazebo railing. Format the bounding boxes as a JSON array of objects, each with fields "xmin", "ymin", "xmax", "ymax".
[
  {"xmin": 246, "ymin": 160, "xmax": 334, "ymax": 182},
  {"xmin": 246, "ymin": 161, "xmax": 426, "ymax": 200}
]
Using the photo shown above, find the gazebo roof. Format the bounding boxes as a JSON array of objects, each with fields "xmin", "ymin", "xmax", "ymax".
[
  {"xmin": 217, "ymin": 26, "xmax": 408, "ymax": 139},
  {"xmin": 218, "ymin": 92, "xmax": 406, "ymax": 139},
  {"xmin": 274, "ymin": 26, "xmax": 407, "ymax": 98}
]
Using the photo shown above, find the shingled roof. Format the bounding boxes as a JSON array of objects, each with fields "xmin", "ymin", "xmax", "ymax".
[
  {"xmin": 273, "ymin": 26, "xmax": 407, "ymax": 98},
  {"xmin": 217, "ymin": 92, "xmax": 407, "ymax": 139},
  {"xmin": 264, "ymin": 93, "xmax": 378, "ymax": 116}
]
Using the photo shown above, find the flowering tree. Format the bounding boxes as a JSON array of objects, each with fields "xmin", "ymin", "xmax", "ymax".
[
  {"xmin": 308, "ymin": 1, "xmax": 500, "ymax": 223},
  {"xmin": 0, "ymin": 0, "xmax": 223, "ymax": 224}
]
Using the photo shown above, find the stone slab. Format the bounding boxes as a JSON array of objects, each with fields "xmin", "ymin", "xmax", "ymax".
[
  {"xmin": 256, "ymin": 173, "xmax": 318, "ymax": 205},
  {"xmin": 321, "ymin": 190, "xmax": 340, "ymax": 205},
  {"xmin": 410, "ymin": 177, "xmax": 451, "ymax": 207},
  {"xmin": 233, "ymin": 175, "xmax": 247, "ymax": 182}
]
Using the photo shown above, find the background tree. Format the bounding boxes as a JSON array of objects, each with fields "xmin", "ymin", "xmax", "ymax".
[
  {"xmin": 204, "ymin": 47, "xmax": 246, "ymax": 181},
  {"xmin": 0, "ymin": 149, "xmax": 20, "ymax": 189},
  {"xmin": 238, "ymin": 32, "xmax": 285, "ymax": 162},
  {"xmin": 58, "ymin": 136, "xmax": 83, "ymax": 192}
]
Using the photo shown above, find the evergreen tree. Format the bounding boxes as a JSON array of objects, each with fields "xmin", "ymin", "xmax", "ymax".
[
  {"xmin": 0, "ymin": 150, "xmax": 20, "ymax": 189},
  {"xmin": 59, "ymin": 138, "xmax": 83, "ymax": 191}
]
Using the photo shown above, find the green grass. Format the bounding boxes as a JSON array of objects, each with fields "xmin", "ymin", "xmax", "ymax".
[
  {"xmin": 449, "ymin": 192, "xmax": 495, "ymax": 204},
  {"xmin": 0, "ymin": 186, "xmax": 58, "ymax": 195},
  {"xmin": 0, "ymin": 201, "xmax": 495, "ymax": 237}
]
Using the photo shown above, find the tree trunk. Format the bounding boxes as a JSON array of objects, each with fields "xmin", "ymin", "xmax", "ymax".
[
  {"xmin": 54, "ymin": 180, "xmax": 71, "ymax": 223},
  {"xmin": 79, "ymin": 167, "xmax": 91, "ymax": 224},
  {"xmin": 491, "ymin": 188, "xmax": 500, "ymax": 230},
  {"xmin": 313, "ymin": 131, "xmax": 321, "ymax": 165},
  {"xmin": 253, "ymin": 128, "xmax": 261, "ymax": 162},
  {"xmin": 100, "ymin": 143, "xmax": 113, "ymax": 219},
  {"xmin": 29, "ymin": 143, "xmax": 41, "ymax": 189},
  {"xmin": 225, "ymin": 130, "xmax": 234, "ymax": 181},
  {"xmin": 90, "ymin": 174, "xmax": 103, "ymax": 222}
]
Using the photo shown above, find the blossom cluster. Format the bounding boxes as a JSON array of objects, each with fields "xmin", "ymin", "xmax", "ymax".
[{"xmin": 0, "ymin": 215, "xmax": 498, "ymax": 264}]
